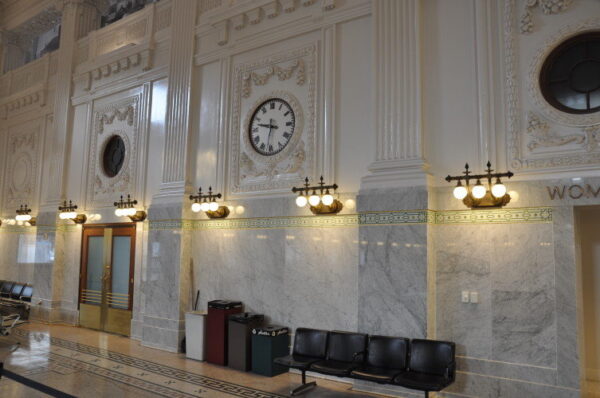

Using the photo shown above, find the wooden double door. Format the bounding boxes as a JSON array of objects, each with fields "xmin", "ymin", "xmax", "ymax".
[{"xmin": 79, "ymin": 224, "xmax": 136, "ymax": 336}]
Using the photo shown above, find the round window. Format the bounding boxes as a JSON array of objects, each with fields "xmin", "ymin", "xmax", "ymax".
[
  {"xmin": 102, "ymin": 135, "xmax": 126, "ymax": 177},
  {"xmin": 539, "ymin": 32, "xmax": 600, "ymax": 114}
]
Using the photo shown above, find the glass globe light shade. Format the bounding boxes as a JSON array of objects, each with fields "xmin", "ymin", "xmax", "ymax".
[
  {"xmin": 59, "ymin": 212, "xmax": 69, "ymax": 220},
  {"xmin": 191, "ymin": 202, "xmax": 202, "ymax": 213},
  {"xmin": 16, "ymin": 214, "xmax": 31, "ymax": 221},
  {"xmin": 124, "ymin": 208, "xmax": 136, "ymax": 216},
  {"xmin": 61, "ymin": 211, "xmax": 77, "ymax": 220},
  {"xmin": 115, "ymin": 208, "xmax": 123, "ymax": 217},
  {"xmin": 453, "ymin": 185, "xmax": 468, "ymax": 200},
  {"xmin": 295, "ymin": 195, "xmax": 308, "ymax": 207},
  {"xmin": 200, "ymin": 202, "xmax": 210, "ymax": 212},
  {"xmin": 472, "ymin": 184, "xmax": 486, "ymax": 199},
  {"xmin": 491, "ymin": 183, "xmax": 507, "ymax": 198},
  {"xmin": 322, "ymin": 194, "xmax": 334, "ymax": 206},
  {"xmin": 308, "ymin": 194, "xmax": 321, "ymax": 206},
  {"xmin": 209, "ymin": 202, "xmax": 219, "ymax": 212}
]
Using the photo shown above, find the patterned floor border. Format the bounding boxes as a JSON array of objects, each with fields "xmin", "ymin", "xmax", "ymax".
[{"xmin": 10, "ymin": 329, "xmax": 287, "ymax": 398}]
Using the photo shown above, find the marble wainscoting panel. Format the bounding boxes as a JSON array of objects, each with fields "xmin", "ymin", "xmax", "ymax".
[
  {"xmin": 59, "ymin": 225, "xmax": 83, "ymax": 325},
  {"xmin": 141, "ymin": 203, "xmax": 188, "ymax": 352},
  {"xmin": 358, "ymin": 224, "xmax": 427, "ymax": 338},
  {"xmin": 0, "ymin": 230, "xmax": 35, "ymax": 283},
  {"xmin": 435, "ymin": 224, "xmax": 492, "ymax": 359},
  {"xmin": 553, "ymin": 206, "xmax": 580, "ymax": 389},
  {"xmin": 490, "ymin": 223, "xmax": 556, "ymax": 368},
  {"xmin": 283, "ymin": 227, "xmax": 358, "ymax": 331},
  {"xmin": 131, "ymin": 222, "xmax": 149, "ymax": 340},
  {"xmin": 440, "ymin": 371, "xmax": 579, "ymax": 398},
  {"xmin": 31, "ymin": 212, "xmax": 59, "ymax": 322}
]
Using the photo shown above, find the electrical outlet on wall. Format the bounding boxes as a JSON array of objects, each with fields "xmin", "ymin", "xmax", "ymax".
[
  {"xmin": 461, "ymin": 291, "xmax": 470, "ymax": 303},
  {"xmin": 470, "ymin": 291, "xmax": 479, "ymax": 304}
]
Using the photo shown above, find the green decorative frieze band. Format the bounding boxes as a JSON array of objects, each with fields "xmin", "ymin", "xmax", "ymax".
[
  {"xmin": 147, "ymin": 207, "xmax": 553, "ymax": 231},
  {"xmin": 434, "ymin": 207, "xmax": 553, "ymax": 224}
]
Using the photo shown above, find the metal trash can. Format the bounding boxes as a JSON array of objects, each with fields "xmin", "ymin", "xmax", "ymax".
[
  {"xmin": 185, "ymin": 311, "xmax": 207, "ymax": 361},
  {"xmin": 227, "ymin": 312, "xmax": 265, "ymax": 371},
  {"xmin": 206, "ymin": 300, "xmax": 243, "ymax": 365},
  {"xmin": 251, "ymin": 325, "xmax": 290, "ymax": 377}
]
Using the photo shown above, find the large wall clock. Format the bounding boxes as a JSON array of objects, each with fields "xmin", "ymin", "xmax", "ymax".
[{"xmin": 248, "ymin": 97, "xmax": 296, "ymax": 156}]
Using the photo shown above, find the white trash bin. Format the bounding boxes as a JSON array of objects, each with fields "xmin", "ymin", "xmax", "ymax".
[{"xmin": 185, "ymin": 311, "xmax": 207, "ymax": 361}]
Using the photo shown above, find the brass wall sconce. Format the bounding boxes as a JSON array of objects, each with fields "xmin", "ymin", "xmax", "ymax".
[
  {"xmin": 445, "ymin": 162, "xmax": 514, "ymax": 208},
  {"xmin": 58, "ymin": 200, "xmax": 87, "ymax": 224},
  {"xmin": 189, "ymin": 187, "xmax": 229, "ymax": 219},
  {"xmin": 292, "ymin": 176, "xmax": 343, "ymax": 215},
  {"xmin": 114, "ymin": 195, "xmax": 147, "ymax": 222},
  {"xmin": 15, "ymin": 204, "xmax": 36, "ymax": 226}
]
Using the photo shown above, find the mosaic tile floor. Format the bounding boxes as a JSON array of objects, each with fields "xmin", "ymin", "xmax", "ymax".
[{"xmin": 0, "ymin": 323, "xmax": 382, "ymax": 398}]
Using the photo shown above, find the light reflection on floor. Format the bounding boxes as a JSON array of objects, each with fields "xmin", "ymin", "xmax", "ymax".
[{"xmin": 0, "ymin": 323, "xmax": 384, "ymax": 398}]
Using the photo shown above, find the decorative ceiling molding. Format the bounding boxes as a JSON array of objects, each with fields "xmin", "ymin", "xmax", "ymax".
[{"xmin": 204, "ymin": 0, "xmax": 337, "ymax": 47}]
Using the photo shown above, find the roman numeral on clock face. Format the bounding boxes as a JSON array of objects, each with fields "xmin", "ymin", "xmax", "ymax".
[{"xmin": 249, "ymin": 97, "xmax": 296, "ymax": 156}]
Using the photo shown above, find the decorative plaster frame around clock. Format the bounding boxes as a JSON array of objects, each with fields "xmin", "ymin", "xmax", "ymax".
[
  {"xmin": 229, "ymin": 44, "xmax": 316, "ymax": 196},
  {"xmin": 505, "ymin": 0, "xmax": 600, "ymax": 171},
  {"xmin": 86, "ymin": 95, "xmax": 141, "ymax": 208}
]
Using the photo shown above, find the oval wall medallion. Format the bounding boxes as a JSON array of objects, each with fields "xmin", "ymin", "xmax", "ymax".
[{"xmin": 102, "ymin": 135, "xmax": 126, "ymax": 177}]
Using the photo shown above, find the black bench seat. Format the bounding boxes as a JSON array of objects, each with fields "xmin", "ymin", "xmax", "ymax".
[
  {"xmin": 275, "ymin": 329, "xmax": 455, "ymax": 398},
  {"xmin": 350, "ymin": 335, "xmax": 408, "ymax": 384}
]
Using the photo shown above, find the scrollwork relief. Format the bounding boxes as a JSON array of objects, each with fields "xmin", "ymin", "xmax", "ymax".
[
  {"xmin": 87, "ymin": 96, "xmax": 139, "ymax": 206},
  {"xmin": 241, "ymin": 59, "xmax": 305, "ymax": 98},
  {"xmin": 526, "ymin": 112, "xmax": 585, "ymax": 151},
  {"xmin": 230, "ymin": 44, "xmax": 316, "ymax": 195},
  {"xmin": 520, "ymin": 0, "xmax": 572, "ymax": 34}
]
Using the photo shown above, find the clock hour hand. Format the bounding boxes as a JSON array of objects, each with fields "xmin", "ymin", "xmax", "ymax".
[{"xmin": 257, "ymin": 123, "xmax": 278, "ymax": 129}]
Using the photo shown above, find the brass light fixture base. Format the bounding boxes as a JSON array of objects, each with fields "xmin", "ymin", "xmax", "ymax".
[
  {"xmin": 463, "ymin": 191, "xmax": 511, "ymax": 209},
  {"xmin": 128, "ymin": 211, "xmax": 147, "ymax": 222},
  {"xmin": 206, "ymin": 206, "xmax": 230, "ymax": 219},
  {"xmin": 28, "ymin": 217, "xmax": 37, "ymax": 227},
  {"xmin": 309, "ymin": 199, "xmax": 344, "ymax": 215},
  {"xmin": 72, "ymin": 214, "xmax": 88, "ymax": 224}
]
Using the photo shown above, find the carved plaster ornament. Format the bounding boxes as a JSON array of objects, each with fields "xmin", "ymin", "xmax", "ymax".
[
  {"xmin": 526, "ymin": 112, "xmax": 585, "ymax": 150},
  {"xmin": 242, "ymin": 59, "xmax": 305, "ymax": 98},
  {"xmin": 520, "ymin": 0, "xmax": 572, "ymax": 34}
]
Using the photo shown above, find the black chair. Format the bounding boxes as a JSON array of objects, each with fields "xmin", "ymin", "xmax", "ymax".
[
  {"xmin": 350, "ymin": 335, "xmax": 409, "ymax": 384},
  {"xmin": 310, "ymin": 331, "xmax": 367, "ymax": 377},
  {"xmin": 273, "ymin": 328, "xmax": 329, "ymax": 396},
  {"xmin": 393, "ymin": 339, "xmax": 456, "ymax": 398},
  {"xmin": 10, "ymin": 284, "xmax": 24, "ymax": 301},
  {"xmin": 0, "ymin": 282, "xmax": 14, "ymax": 298},
  {"xmin": 20, "ymin": 285, "xmax": 33, "ymax": 302}
]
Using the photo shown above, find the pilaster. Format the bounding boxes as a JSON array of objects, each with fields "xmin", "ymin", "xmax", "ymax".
[
  {"xmin": 361, "ymin": 0, "xmax": 429, "ymax": 189},
  {"xmin": 140, "ymin": 0, "xmax": 197, "ymax": 352}
]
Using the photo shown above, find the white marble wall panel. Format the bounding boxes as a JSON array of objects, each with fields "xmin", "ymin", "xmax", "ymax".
[
  {"xmin": 358, "ymin": 224, "xmax": 427, "ymax": 338},
  {"xmin": 193, "ymin": 225, "xmax": 358, "ymax": 333}
]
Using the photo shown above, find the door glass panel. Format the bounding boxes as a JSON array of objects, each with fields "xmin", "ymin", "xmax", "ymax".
[
  {"xmin": 83, "ymin": 236, "xmax": 103, "ymax": 305},
  {"xmin": 109, "ymin": 236, "xmax": 131, "ymax": 309}
]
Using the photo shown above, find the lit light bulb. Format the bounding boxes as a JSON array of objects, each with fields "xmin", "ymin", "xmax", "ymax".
[
  {"xmin": 322, "ymin": 194, "xmax": 334, "ymax": 206},
  {"xmin": 63, "ymin": 211, "xmax": 77, "ymax": 219},
  {"xmin": 16, "ymin": 214, "xmax": 31, "ymax": 221},
  {"xmin": 472, "ymin": 183, "xmax": 486, "ymax": 199},
  {"xmin": 115, "ymin": 208, "xmax": 123, "ymax": 217},
  {"xmin": 191, "ymin": 202, "xmax": 202, "ymax": 213},
  {"xmin": 295, "ymin": 195, "xmax": 308, "ymax": 207},
  {"xmin": 308, "ymin": 194, "xmax": 321, "ymax": 206},
  {"xmin": 125, "ymin": 208, "xmax": 137, "ymax": 216},
  {"xmin": 59, "ymin": 212, "xmax": 69, "ymax": 220},
  {"xmin": 200, "ymin": 202, "xmax": 210, "ymax": 212},
  {"xmin": 209, "ymin": 202, "xmax": 219, "ymax": 212},
  {"xmin": 453, "ymin": 185, "xmax": 468, "ymax": 200},
  {"xmin": 491, "ymin": 182, "xmax": 506, "ymax": 198}
]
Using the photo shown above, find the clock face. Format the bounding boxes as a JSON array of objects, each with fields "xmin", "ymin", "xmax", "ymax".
[
  {"xmin": 248, "ymin": 98, "xmax": 296, "ymax": 156},
  {"xmin": 102, "ymin": 135, "xmax": 126, "ymax": 177}
]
